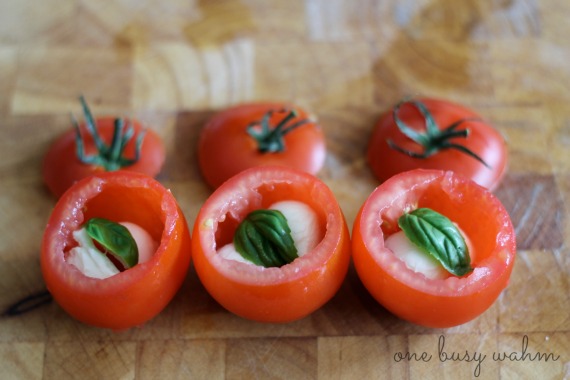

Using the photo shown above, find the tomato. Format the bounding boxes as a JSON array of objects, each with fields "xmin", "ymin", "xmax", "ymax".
[
  {"xmin": 41, "ymin": 171, "xmax": 192, "ymax": 330},
  {"xmin": 367, "ymin": 98, "xmax": 507, "ymax": 191},
  {"xmin": 43, "ymin": 98, "xmax": 165, "ymax": 198},
  {"xmin": 191, "ymin": 165, "xmax": 350, "ymax": 322},
  {"xmin": 352, "ymin": 169, "xmax": 516, "ymax": 328},
  {"xmin": 198, "ymin": 103, "xmax": 326, "ymax": 189}
]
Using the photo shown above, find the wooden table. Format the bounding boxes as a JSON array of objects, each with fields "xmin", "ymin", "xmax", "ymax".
[{"xmin": 1, "ymin": 1, "xmax": 568, "ymax": 379}]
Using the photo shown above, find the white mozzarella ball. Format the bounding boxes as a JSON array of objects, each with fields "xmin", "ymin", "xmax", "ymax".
[{"xmin": 385, "ymin": 230, "xmax": 448, "ymax": 280}]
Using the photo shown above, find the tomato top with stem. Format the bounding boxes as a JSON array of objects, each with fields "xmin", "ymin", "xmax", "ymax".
[
  {"xmin": 42, "ymin": 96, "xmax": 165, "ymax": 198},
  {"xmin": 367, "ymin": 98, "xmax": 508, "ymax": 191},
  {"xmin": 198, "ymin": 103, "xmax": 326, "ymax": 189}
]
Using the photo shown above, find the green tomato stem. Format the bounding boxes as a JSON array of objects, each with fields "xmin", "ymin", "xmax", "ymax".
[
  {"xmin": 73, "ymin": 96, "xmax": 145, "ymax": 171},
  {"xmin": 387, "ymin": 99, "xmax": 491, "ymax": 168},
  {"xmin": 246, "ymin": 108, "xmax": 311, "ymax": 153}
]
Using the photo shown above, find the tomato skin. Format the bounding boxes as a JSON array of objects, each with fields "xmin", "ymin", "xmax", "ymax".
[
  {"xmin": 41, "ymin": 171, "xmax": 191, "ymax": 330},
  {"xmin": 198, "ymin": 103, "xmax": 326, "ymax": 189},
  {"xmin": 192, "ymin": 165, "xmax": 350, "ymax": 322},
  {"xmin": 352, "ymin": 169, "xmax": 516, "ymax": 328},
  {"xmin": 367, "ymin": 98, "xmax": 507, "ymax": 191},
  {"xmin": 42, "ymin": 117, "xmax": 165, "ymax": 198}
]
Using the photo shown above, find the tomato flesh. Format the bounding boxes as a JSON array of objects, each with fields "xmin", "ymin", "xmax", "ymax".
[
  {"xmin": 352, "ymin": 169, "xmax": 516, "ymax": 328},
  {"xmin": 192, "ymin": 166, "xmax": 351, "ymax": 322},
  {"xmin": 41, "ymin": 171, "xmax": 191, "ymax": 330}
]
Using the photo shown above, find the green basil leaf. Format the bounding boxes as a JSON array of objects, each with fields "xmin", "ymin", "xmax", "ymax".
[
  {"xmin": 398, "ymin": 208, "xmax": 473, "ymax": 276},
  {"xmin": 234, "ymin": 209, "xmax": 298, "ymax": 268},
  {"xmin": 85, "ymin": 218, "xmax": 139, "ymax": 269}
]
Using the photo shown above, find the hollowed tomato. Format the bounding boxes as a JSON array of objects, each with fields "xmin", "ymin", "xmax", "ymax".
[
  {"xmin": 352, "ymin": 169, "xmax": 516, "ymax": 328},
  {"xmin": 41, "ymin": 171, "xmax": 191, "ymax": 330},
  {"xmin": 191, "ymin": 165, "xmax": 350, "ymax": 322}
]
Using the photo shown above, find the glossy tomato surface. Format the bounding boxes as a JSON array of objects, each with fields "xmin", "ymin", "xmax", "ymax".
[
  {"xmin": 42, "ymin": 117, "xmax": 165, "ymax": 198},
  {"xmin": 198, "ymin": 103, "xmax": 326, "ymax": 189},
  {"xmin": 192, "ymin": 165, "xmax": 350, "ymax": 322},
  {"xmin": 352, "ymin": 169, "xmax": 516, "ymax": 328},
  {"xmin": 41, "ymin": 171, "xmax": 191, "ymax": 330},
  {"xmin": 367, "ymin": 99, "xmax": 507, "ymax": 191}
]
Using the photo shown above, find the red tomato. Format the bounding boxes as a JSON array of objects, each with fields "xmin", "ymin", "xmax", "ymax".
[
  {"xmin": 191, "ymin": 165, "xmax": 350, "ymax": 322},
  {"xmin": 367, "ymin": 98, "xmax": 507, "ymax": 191},
  {"xmin": 352, "ymin": 169, "xmax": 516, "ymax": 328},
  {"xmin": 41, "ymin": 171, "xmax": 192, "ymax": 330},
  {"xmin": 43, "ymin": 116, "xmax": 165, "ymax": 198},
  {"xmin": 198, "ymin": 103, "xmax": 326, "ymax": 189}
]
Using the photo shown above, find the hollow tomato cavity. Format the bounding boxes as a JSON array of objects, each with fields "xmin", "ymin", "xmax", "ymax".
[{"xmin": 213, "ymin": 181, "xmax": 327, "ymax": 253}]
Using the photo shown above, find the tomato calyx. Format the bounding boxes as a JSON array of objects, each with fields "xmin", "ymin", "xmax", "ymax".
[
  {"xmin": 387, "ymin": 99, "xmax": 491, "ymax": 168},
  {"xmin": 73, "ymin": 96, "xmax": 146, "ymax": 171},
  {"xmin": 234, "ymin": 209, "xmax": 298, "ymax": 267},
  {"xmin": 246, "ymin": 108, "xmax": 311, "ymax": 153},
  {"xmin": 398, "ymin": 208, "xmax": 473, "ymax": 277},
  {"xmin": 85, "ymin": 218, "xmax": 139, "ymax": 270}
]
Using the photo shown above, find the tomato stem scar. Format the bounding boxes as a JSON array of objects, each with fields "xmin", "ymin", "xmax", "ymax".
[
  {"xmin": 387, "ymin": 99, "xmax": 491, "ymax": 168},
  {"xmin": 73, "ymin": 95, "xmax": 145, "ymax": 171},
  {"xmin": 246, "ymin": 108, "xmax": 311, "ymax": 153}
]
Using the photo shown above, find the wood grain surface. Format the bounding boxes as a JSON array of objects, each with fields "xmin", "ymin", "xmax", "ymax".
[{"xmin": 1, "ymin": 0, "xmax": 569, "ymax": 379}]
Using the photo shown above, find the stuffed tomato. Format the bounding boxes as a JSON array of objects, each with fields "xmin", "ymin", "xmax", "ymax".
[
  {"xmin": 41, "ymin": 171, "xmax": 191, "ymax": 330},
  {"xmin": 352, "ymin": 169, "xmax": 516, "ymax": 328},
  {"xmin": 192, "ymin": 165, "xmax": 351, "ymax": 322}
]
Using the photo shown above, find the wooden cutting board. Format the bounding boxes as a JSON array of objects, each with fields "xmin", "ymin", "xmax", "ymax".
[{"xmin": 0, "ymin": 1, "xmax": 568, "ymax": 379}]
